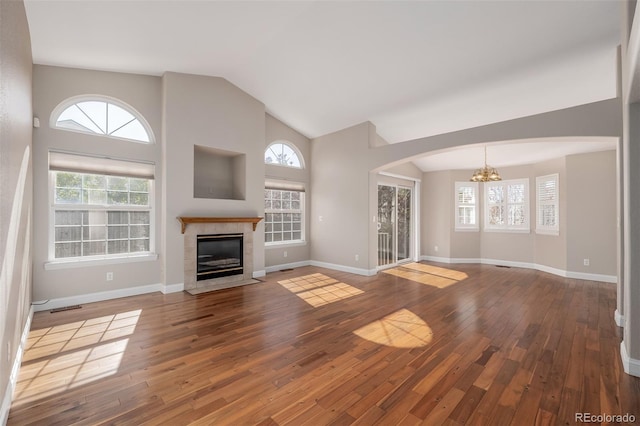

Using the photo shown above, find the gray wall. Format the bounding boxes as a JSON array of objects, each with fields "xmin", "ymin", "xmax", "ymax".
[
  {"xmin": 264, "ymin": 114, "xmax": 311, "ymax": 268},
  {"xmin": 31, "ymin": 65, "xmax": 163, "ymax": 301},
  {"xmin": 162, "ymin": 72, "xmax": 266, "ymax": 285},
  {"xmin": 420, "ymin": 150, "xmax": 617, "ymax": 277},
  {"xmin": 533, "ymin": 156, "xmax": 567, "ymax": 270},
  {"xmin": 311, "ymin": 122, "xmax": 374, "ymax": 272},
  {"xmin": 566, "ymin": 150, "xmax": 617, "ymax": 275},
  {"xmin": 0, "ymin": 0, "xmax": 33, "ymax": 418}
]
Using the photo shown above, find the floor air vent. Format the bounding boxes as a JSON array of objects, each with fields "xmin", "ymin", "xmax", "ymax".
[{"xmin": 50, "ymin": 305, "xmax": 82, "ymax": 313}]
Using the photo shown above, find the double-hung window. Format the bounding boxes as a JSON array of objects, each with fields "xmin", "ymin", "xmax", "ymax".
[
  {"xmin": 484, "ymin": 178, "xmax": 529, "ymax": 232},
  {"xmin": 264, "ymin": 183, "xmax": 305, "ymax": 245},
  {"xmin": 455, "ymin": 182, "xmax": 479, "ymax": 231},
  {"xmin": 49, "ymin": 151, "xmax": 155, "ymax": 261},
  {"xmin": 536, "ymin": 174, "xmax": 559, "ymax": 235}
]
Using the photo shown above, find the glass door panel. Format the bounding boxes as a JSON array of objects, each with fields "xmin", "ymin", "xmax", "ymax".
[
  {"xmin": 377, "ymin": 185, "xmax": 396, "ymax": 267},
  {"xmin": 397, "ymin": 187, "xmax": 412, "ymax": 262}
]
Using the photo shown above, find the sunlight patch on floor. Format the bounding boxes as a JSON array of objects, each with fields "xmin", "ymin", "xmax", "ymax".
[
  {"xmin": 382, "ymin": 262, "xmax": 467, "ymax": 288},
  {"xmin": 278, "ymin": 273, "xmax": 364, "ymax": 307},
  {"xmin": 353, "ymin": 308, "xmax": 433, "ymax": 348},
  {"xmin": 12, "ymin": 309, "xmax": 141, "ymax": 407}
]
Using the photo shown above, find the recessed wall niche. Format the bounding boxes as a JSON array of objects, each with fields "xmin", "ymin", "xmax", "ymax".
[{"xmin": 193, "ymin": 145, "xmax": 246, "ymax": 200}]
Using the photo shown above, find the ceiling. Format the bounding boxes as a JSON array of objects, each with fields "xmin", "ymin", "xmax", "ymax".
[{"xmin": 24, "ymin": 0, "xmax": 621, "ymax": 171}]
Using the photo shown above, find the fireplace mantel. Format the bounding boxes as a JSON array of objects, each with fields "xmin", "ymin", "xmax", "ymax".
[{"xmin": 178, "ymin": 216, "xmax": 263, "ymax": 234}]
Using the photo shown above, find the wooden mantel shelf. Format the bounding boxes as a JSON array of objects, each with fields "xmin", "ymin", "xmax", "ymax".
[{"xmin": 178, "ymin": 217, "xmax": 263, "ymax": 234}]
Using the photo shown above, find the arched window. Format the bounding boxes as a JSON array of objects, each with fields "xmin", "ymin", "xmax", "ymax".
[
  {"xmin": 51, "ymin": 96, "xmax": 154, "ymax": 144},
  {"xmin": 265, "ymin": 141, "xmax": 304, "ymax": 168}
]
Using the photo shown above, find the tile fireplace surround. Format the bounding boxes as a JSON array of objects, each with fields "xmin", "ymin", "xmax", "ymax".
[{"xmin": 179, "ymin": 217, "xmax": 262, "ymax": 295}]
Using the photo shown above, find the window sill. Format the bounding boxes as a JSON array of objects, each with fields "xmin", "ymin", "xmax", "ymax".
[
  {"xmin": 265, "ymin": 241, "xmax": 307, "ymax": 249},
  {"xmin": 536, "ymin": 229, "xmax": 560, "ymax": 236},
  {"xmin": 454, "ymin": 228, "xmax": 479, "ymax": 232},
  {"xmin": 483, "ymin": 228, "xmax": 531, "ymax": 234},
  {"xmin": 44, "ymin": 253, "xmax": 159, "ymax": 270}
]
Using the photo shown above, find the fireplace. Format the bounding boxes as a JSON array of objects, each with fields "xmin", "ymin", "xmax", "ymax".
[
  {"xmin": 180, "ymin": 216, "xmax": 262, "ymax": 295},
  {"xmin": 197, "ymin": 233, "xmax": 243, "ymax": 281}
]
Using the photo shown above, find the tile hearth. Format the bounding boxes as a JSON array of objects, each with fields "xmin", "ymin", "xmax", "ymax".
[{"xmin": 180, "ymin": 217, "xmax": 262, "ymax": 295}]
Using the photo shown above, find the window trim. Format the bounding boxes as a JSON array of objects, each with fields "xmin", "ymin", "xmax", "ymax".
[
  {"xmin": 50, "ymin": 95, "xmax": 155, "ymax": 144},
  {"xmin": 484, "ymin": 178, "xmax": 530, "ymax": 233},
  {"xmin": 264, "ymin": 187, "xmax": 305, "ymax": 246},
  {"xmin": 454, "ymin": 181, "xmax": 479, "ymax": 231},
  {"xmin": 535, "ymin": 173, "xmax": 560, "ymax": 236},
  {"xmin": 48, "ymin": 170, "xmax": 156, "ymax": 263},
  {"xmin": 264, "ymin": 141, "xmax": 305, "ymax": 169}
]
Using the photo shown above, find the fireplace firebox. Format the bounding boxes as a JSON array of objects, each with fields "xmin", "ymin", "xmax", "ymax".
[{"xmin": 197, "ymin": 233, "xmax": 243, "ymax": 281}]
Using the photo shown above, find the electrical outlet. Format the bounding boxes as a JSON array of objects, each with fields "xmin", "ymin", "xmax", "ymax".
[
  {"xmin": 283, "ymin": 251, "xmax": 288, "ymax": 258},
  {"xmin": 583, "ymin": 259, "xmax": 590, "ymax": 266},
  {"xmin": 106, "ymin": 272, "xmax": 114, "ymax": 281},
  {"xmin": 7, "ymin": 342, "xmax": 11, "ymax": 360},
  {"xmin": 355, "ymin": 254, "xmax": 359, "ymax": 261},
  {"xmin": 434, "ymin": 245, "xmax": 439, "ymax": 252}
]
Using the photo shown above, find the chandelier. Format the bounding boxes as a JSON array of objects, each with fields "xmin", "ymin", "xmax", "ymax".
[{"xmin": 470, "ymin": 146, "xmax": 502, "ymax": 182}]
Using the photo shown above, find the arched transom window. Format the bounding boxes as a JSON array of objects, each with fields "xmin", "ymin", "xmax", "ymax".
[
  {"xmin": 265, "ymin": 142, "xmax": 303, "ymax": 168},
  {"xmin": 51, "ymin": 96, "xmax": 154, "ymax": 143}
]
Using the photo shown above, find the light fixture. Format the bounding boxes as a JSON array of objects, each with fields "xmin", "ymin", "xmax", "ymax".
[{"xmin": 470, "ymin": 146, "xmax": 502, "ymax": 182}]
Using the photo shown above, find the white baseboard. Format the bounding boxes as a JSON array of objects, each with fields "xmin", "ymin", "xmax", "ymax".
[
  {"xmin": 309, "ymin": 260, "xmax": 376, "ymax": 276},
  {"xmin": 253, "ymin": 270, "xmax": 266, "ymax": 278},
  {"xmin": 615, "ymin": 309, "xmax": 624, "ymax": 328},
  {"xmin": 162, "ymin": 283, "xmax": 184, "ymax": 294},
  {"xmin": 620, "ymin": 341, "xmax": 640, "ymax": 377},
  {"xmin": 1, "ymin": 306, "xmax": 33, "ymax": 425},
  {"xmin": 265, "ymin": 260, "xmax": 375, "ymax": 277},
  {"xmin": 420, "ymin": 256, "xmax": 617, "ymax": 284},
  {"xmin": 32, "ymin": 282, "xmax": 183, "ymax": 312},
  {"xmin": 264, "ymin": 261, "xmax": 311, "ymax": 273}
]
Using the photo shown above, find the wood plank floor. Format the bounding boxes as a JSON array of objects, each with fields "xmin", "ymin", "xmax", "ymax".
[{"xmin": 8, "ymin": 262, "xmax": 640, "ymax": 425}]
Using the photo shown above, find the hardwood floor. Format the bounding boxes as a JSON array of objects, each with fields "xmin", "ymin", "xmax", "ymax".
[{"xmin": 8, "ymin": 262, "xmax": 640, "ymax": 425}]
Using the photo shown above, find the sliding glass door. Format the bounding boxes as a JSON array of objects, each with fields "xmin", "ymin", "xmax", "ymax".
[{"xmin": 378, "ymin": 184, "xmax": 412, "ymax": 268}]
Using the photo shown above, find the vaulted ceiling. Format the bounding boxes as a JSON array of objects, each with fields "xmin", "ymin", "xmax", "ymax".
[{"xmin": 24, "ymin": 0, "xmax": 621, "ymax": 170}]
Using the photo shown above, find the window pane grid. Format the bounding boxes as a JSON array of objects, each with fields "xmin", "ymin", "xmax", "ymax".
[
  {"xmin": 54, "ymin": 210, "xmax": 150, "ymax": 258},
  {"xmin": 264, "ymin": 189, "xmax": 304, "ymax": 244},
  {"xmin": 455, "ymin": 182, "xmax": 478, "ymax": 230},
  {"xmin": 55, "ymin": 99, "xmax": 151, "ymax": 143},
  {"xmin": 536, "ymin": 174, "xmax": 559, "ymax": 233},
  {"xmin": 53, "ymin": 170, "xmax": 152, "ymax": 259},
  {"xmin": 55, "ymin": 172, "xmax": 149, "ymax": 207},
  {"xmin": 485, "ymin": 179, "xmax": 529, "ymax": 231}
]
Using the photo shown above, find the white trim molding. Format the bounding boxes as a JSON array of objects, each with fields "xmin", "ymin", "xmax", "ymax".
[
  {"xmin": 420, "ymin": 256, "xmax": 617, "ymax": 284},
  {"xmin": 615, "ymin": 309, "xmax": 624, "ymax": 327},
  {"xmin": 309, "ymin": 260, "xmax": 377, "ymax": 276},
  {"xmin": 620, "ymin": 341, "xmax": 640, "ymax": 377},
  {"xmin": 265, "ymin": 261, "xmax": 311, "ymax": 274},
  {"xmin": 32, "ymin": 282, "xmax": 183, "ymax": 312},
  {"xmin": 253, "ymin": 270, "xmax": 266, "ymax": 278},
  {"xmin": 1, "ymin": 306, "xmax": 33, "ymax": 425}
]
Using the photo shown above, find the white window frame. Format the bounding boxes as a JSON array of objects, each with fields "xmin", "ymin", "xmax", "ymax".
[
  {"xmin": 484, "ymin": 178, "xmax": 530, "ymax": 233},
  {"xmin": 264, "ymin": 141, "xmax": 305, "ymax": 169},
  {"xmin": 50, "ymin": 95, "xmax": 155, "ymax": 144},
  {"xmin": 47, "ymin": 170, "xmax": 156, "ymax": 267},
  {"xmin": 536, "ymin": 173, "xmax": 560, "ymax": 235},
  {"xmin": 454, "ymin": 181, "xmax": 479, "ymax": 231},
  {"xmin": 264, "ymin": 187, "xmax": 305, "ymax": 246}
]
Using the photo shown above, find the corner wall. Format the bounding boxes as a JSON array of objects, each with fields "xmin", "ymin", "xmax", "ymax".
[
  {"xmin": 0, "ymin": 0, "xmax": 33, "ymax": 421},
  {"xmin": 310, "ymin": 122, "xmax": 374, "ymax": 274},
  {"xmin": 31, "ymin": 66, "xmax": 163, "ymax": 301},
  {"xmin": 162, "ymin": 72, "xmax": 266, "ymax": 285},
  {"xmin": 264, "ymin": 114, "xmax": 311, "ymax": 269}
]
